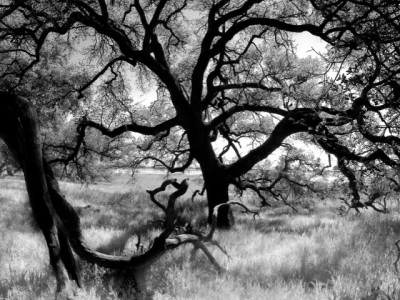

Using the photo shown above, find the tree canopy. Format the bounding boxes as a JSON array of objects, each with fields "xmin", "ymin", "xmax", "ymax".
[{"xmin": 1, "ymin": 0, "xmax": 400, "ymax": 227}]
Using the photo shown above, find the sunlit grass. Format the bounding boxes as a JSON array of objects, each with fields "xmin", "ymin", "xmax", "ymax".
[{"xmin": 1, "ymin": 176, "xmax": 400, "ymax": 299}]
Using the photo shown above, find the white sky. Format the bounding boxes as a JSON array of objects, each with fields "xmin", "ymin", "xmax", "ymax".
[{"xmin": 294, "ymin": 32, "xmax": 328, "ymax": 58}]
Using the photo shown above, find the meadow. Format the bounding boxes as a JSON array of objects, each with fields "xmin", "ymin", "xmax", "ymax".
[{"xmin": 1, "ymin": 173, "xmax": 400, "ymax": 299}]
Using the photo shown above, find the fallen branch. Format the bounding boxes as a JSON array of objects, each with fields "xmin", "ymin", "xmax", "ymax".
[{"xmin": 69, "ymin": 178, "xmax": 228, "ymax": 274}]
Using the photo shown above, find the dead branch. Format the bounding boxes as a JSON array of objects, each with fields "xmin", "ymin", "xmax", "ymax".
[
  {"xmin": 145, "ymin": 178, "xmax": 234, "ymax": 272},
  {"xmin": 71, "ymin": 178, "xmax": 230, "ymax": 274},
  {"xmin": 146, "ymin": 179, "xmax": 182, "ymax": 212}
]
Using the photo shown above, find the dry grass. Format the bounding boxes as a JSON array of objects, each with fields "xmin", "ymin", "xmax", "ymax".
[{"xmin": 0, "ymin": 176, "xmax": 400, "ymax": 299}]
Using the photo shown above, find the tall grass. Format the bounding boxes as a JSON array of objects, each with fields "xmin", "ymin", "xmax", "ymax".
[{"xmin": 0, "ymin": 177, "xmax": 400, "ymax": 299}]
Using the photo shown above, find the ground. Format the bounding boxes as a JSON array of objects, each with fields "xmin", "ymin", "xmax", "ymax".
[{"xmin": 0, "ymin": 173, "xmax": 400, "ymax": 299}]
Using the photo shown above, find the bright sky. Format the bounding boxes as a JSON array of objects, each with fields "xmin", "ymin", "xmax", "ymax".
[{"xmin": 294, "ymin": 32, "xmax": 328, "ymax": 58}]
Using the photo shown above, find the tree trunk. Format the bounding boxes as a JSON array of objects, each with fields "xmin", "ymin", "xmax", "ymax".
[
  {"xmin": 185, "ymin": 121, "xmax": 234, "ymax": 228},
  {"xmin": 203, "ymin": 172, "xmax": 233, "ymax": 228},
  {"xmin": 0, "ymin": 92, "xmax": 77, "ymax": 296}
]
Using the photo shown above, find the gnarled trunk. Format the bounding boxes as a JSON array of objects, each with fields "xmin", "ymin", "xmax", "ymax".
[{"xmin": 0, "ymin": 92, "xmax": 78, "ymax": 295}]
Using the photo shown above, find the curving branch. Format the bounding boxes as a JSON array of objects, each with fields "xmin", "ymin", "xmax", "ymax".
[
  {"xmin": 146, "ymin": 179, "xmax": 184, "ymax": 213},
  {"xmin": 0, "ymin": 0, "xmax": 24, "ymax": 21},
  {"xmin": 48, "ymin": 115, "xmax": 179, "ymax": 166},
  {"xmin": 206, "ymin": 104, "xmax": 286, "ymax": 131},
  {"xmin": 65, "ymin": 177, "xmax": 228, "ymax": 272},
  {"xmin": 76, "ymin": 56, "xmax": 135, "ymax": 98},
  {"xmin": 210, "ymin": 18, "xmax": 328, "ymax": 58},
  {"xmin": 232, "ymin": 179, "xmax": 270, "ymax": 207},
  {"xmin": 227, "ymin": 108, "xmax": 323, "ymax": 179},
  {"xmin": 213, "ymin": 82, "xmax": 282, "ymax": 93},
  {"xmin": 135, "ymin": 151, "xmax": 193, "ymax": 174},
  {"xmin": 137, "ymin": 129, "xmax": 171, "ymax": 151},
  {"xmin": 192, "ymin": 184, "xmax": 206, "ymax": 202}
]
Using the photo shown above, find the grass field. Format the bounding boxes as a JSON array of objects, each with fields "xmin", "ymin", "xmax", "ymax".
[{"xmin": 1, "ymin": 174, "xmax": 400, "ymax": 299}]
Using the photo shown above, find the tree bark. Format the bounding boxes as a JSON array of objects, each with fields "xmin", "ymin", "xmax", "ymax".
[
  {"xmin": 200, "ymin": 166, "xmax": 232, "ymax": 228},
  {"xmin": 183, "ymin": 118, "xmax": 235, "ymax": 228},
  {"xmin": 0, "ymin": 92, "xmax": 77, "ymax": 295},
  {"xmin": 205, "ymin": 180, "xmax": 233, "ymax": 228}
]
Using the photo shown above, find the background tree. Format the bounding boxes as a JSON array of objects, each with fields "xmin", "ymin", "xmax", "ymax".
[{"xmin": 1, "ymin": 0, "xmax": 400, "ymax": 229}]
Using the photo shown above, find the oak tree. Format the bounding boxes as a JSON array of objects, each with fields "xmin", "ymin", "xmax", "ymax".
[
  {"xmin": 3, "ymin": 0, "xmax": 400, "ymax": 297},
  {"xmin": 1, "ymin": 0, "xmax": 400, "ymax": 226}
]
